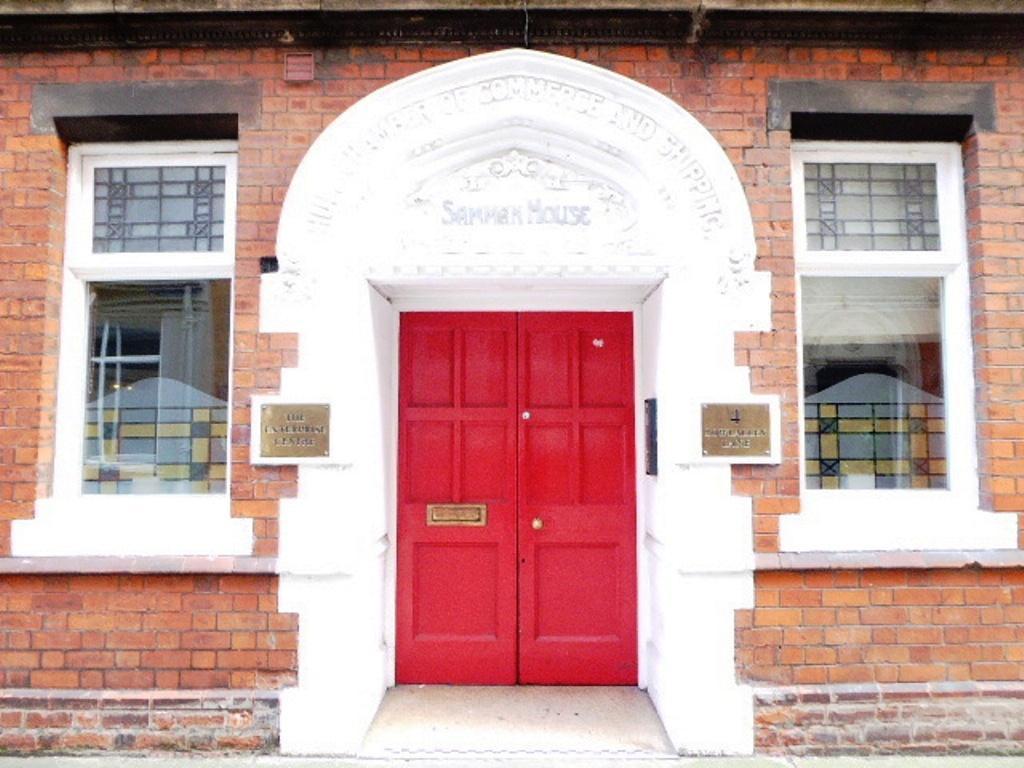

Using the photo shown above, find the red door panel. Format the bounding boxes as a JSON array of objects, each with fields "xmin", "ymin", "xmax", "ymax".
[
  {"xmin": 534, "ymin": 543, "xmax": 620, "ymax": 636},
  {"xmin": 517, "ymin": 313, "xmax": 637, "ymax": 685},
  {"xmin": 397, "ymin": 313, "xmax": 517, "ymax": 684},
  {"xmin": 412, "ymin": 542, "xmax": 500, "ymax": 637},
  {"xmin": 397, "ymin": 311, "xmax": 636, "ymax": 685}
]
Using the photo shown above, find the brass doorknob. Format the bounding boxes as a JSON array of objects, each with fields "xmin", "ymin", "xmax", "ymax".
[{"xmin": 532, "ymin": 518, "xmax": 543, "ymax": 530}]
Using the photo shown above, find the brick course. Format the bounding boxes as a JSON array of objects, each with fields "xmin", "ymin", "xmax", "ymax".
[
  {"xmin": 0, "ymin": 689, "xmax": 279, "ymax": 753},
  {"xmin": 0, "ymin": 575, "xmax": 297, "ymax": 691},
  {"xmin": 739, "ymin": 569, "xmax": 1024, "ymax": 753},
  {"xmin": 754, "ymin": 683, "xmax": 1024, "ymax": 755},
  {"xmin": 737, "ymin": 569, "xmax": 1024, "ymax": 688}
]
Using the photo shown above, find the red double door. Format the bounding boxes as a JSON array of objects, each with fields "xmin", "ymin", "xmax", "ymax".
[{"xmin": 397, "ymin": 312, "xmax": 637, "ymax": 685}]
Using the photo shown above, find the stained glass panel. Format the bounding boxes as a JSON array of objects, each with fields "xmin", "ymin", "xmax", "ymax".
[
  {"xmin": 93, "ymin": 165, "xmax": 226, "ymax": 253},
  {"xmin": 804, "ymin": 163, "xmax": 940, "ymax": 251}
]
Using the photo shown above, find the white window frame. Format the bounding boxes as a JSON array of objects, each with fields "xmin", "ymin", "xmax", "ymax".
[
  {"xmin": 781, "ymin": 141, "xmax": 1016, "ymax": 552},
  {"xmin": 12, "ymin": 141, "xmax": 252, "ymax": 557}
]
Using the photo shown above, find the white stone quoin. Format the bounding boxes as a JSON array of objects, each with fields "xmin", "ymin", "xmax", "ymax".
[{"xmin": 264, "ymin": 49, "xmax": 772, "ymax": 755}]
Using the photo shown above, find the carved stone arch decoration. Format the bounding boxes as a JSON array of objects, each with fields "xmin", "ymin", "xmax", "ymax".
[{"xmin": 273, "ymin": 48, "xmax": 761, "ymax": 303}]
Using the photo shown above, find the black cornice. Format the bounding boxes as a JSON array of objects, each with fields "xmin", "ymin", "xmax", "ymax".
[
  {"xmin": 0, "ymin": 10, "xmax": 1020, "ymax": 51},
  {"xmin": 702, "ymin": 11, "xmax": 1024, "ymax": 48}
]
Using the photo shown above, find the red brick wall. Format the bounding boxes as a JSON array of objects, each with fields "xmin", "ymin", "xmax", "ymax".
[
  {"xmin": 737, "ymin": 569, "xmax": 1024, "ymax": 686},
  {"xmin": 0, "ymin": 574, "xmax": 297, "ymax": 690},
  {"xmin": 0, "ymin": 125, "xmax": 65, "ymax": 557},
  {"xmin": 964, "ymin": 123, "xmax": 1024, "ymax": 543},
  {"xmin": 0, "ymin": 44, "xmax": 1019, "ymax": 558}
]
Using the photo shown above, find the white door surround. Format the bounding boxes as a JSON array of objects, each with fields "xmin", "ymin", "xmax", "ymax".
[{"xmin": 262, "ymin": 49, "xmax": 771, "ymax": 755}]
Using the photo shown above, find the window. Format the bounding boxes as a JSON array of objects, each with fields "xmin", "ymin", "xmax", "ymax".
[
  {"xmin": 803, "ymin": 276, "xmax": 946, "ymax": 491},
  {"xmin": 76, "ymin": 149, "xmax": 234, "ymax": 496},
  {"xmin": 13, "ymin": 142, "xmax": 250, "ymax": 556},
  {"xmin": 84, "ymin": 280, "xmax": 230, "ymax": 495},
  {"xmin": 782, "ymin": 142, "xmax": 1015, "ymax": 551}
]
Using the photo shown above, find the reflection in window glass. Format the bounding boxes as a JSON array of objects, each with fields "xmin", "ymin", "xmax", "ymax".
[
  {"xmin": 83, "ymin": 281, "xmax": 230, "ymax": 494},
  {"xmin": 804, "ymin": 163, "xmax": 940, "ymax": 251},
  {"xmin": 93, "ymin": 166, "xmax": 226, "ymax": 253},
  {"xmin": 802, "ymin": 277, "xmax": 947, "ymax": 490}
]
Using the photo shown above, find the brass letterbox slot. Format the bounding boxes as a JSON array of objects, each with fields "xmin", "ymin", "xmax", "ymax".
[{"xmin": 426, "ymin": 504, "xmax": 488, "ymax": 527}]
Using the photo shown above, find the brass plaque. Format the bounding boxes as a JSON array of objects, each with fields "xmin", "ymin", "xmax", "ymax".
[
  {"xmin": 702, "ymin": 403, "xmax": 771, "ymax": 458},
  {"xmin": 427, "ymin": 504, "xmax": 488, "ymax": 527},
  {"xmin": 260, "ymin": 404, "xmax": 330, "ymax": 458}
]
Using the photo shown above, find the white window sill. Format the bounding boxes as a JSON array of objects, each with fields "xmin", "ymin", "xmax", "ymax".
[
  {"xmin": 11, "ymin": 495, "xmax": 252, "ymax": 557},
  {"xmin": 757, "ymin": 550, "xmax": 1024, "ymax": 571},
  {"xmin": 779, "ymin": 490, "xmax": 1018, "ymax": 553},
  {"xmin": 0, "ymin": 555, "xmax": 275, "ymax": 574}
]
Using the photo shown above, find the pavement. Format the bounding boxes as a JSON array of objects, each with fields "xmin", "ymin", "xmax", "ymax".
[{"xmin": 3, "ymin": 757, "xmax": 1024, "ymax": 767}]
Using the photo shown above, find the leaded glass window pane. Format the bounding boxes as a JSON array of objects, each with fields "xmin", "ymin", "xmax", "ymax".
[
  {"xmin": 83, "ymin": 280, "xmax": 230, "ymax": 495},
  {"xmin": 93, "ymin": 165, "xmax": 226, "ymax": 253},
  {"xmin": 804, "ymin": 163, "xmax": 940, "ymax": 251},
  {"xmin": 802, "ymin": 276, "xmax": 947, "ymax": 490}
]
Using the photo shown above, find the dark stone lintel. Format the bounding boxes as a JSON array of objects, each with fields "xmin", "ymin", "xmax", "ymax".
[
  {"xmin": 33, "ymin": 80, "xmax": 261, "ymax": 138},
  {"xmin": 769, "ymin": 80, "xmax": 997, "ymax": 138}
]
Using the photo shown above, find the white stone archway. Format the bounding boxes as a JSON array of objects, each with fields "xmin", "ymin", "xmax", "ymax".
[{"xmin": 262, "ymin": 48, "xmax": 772, "ymax": 756}]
